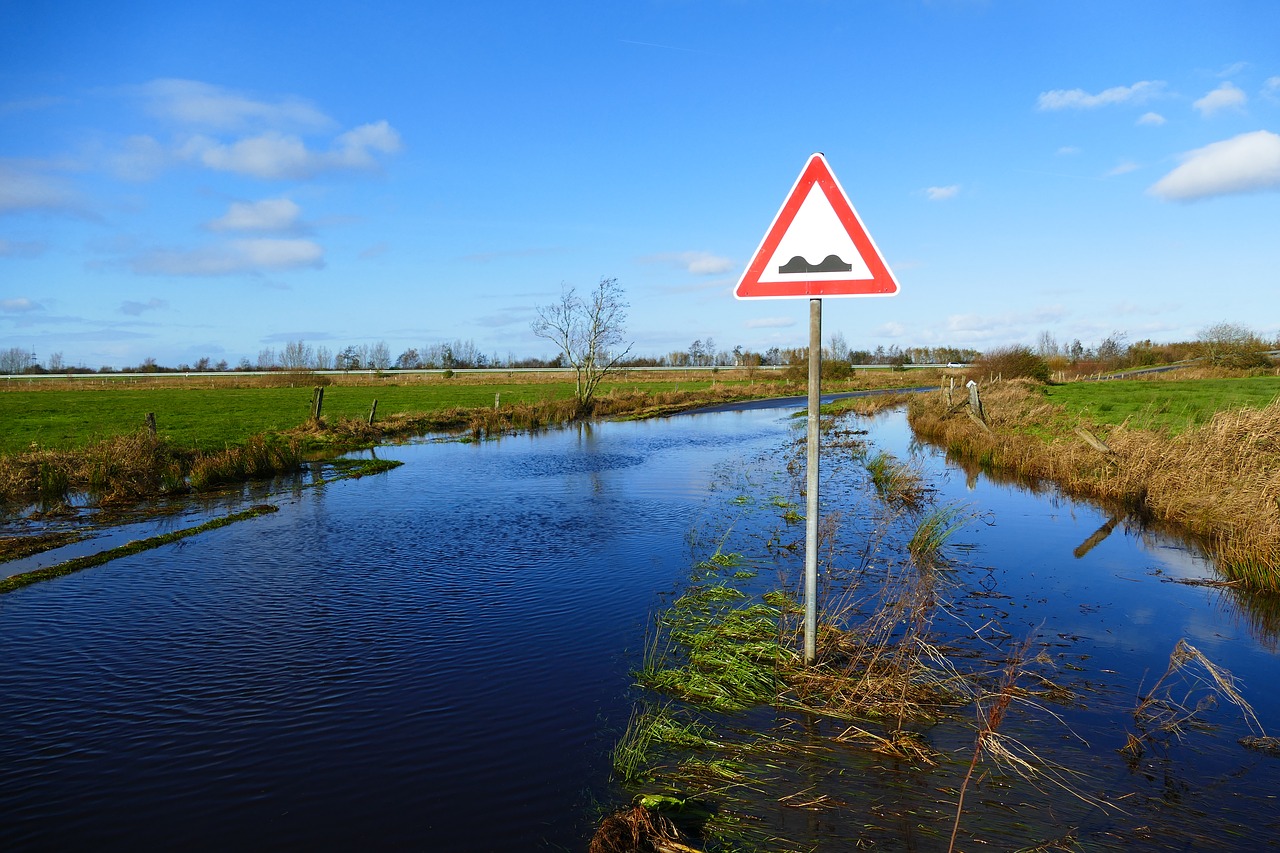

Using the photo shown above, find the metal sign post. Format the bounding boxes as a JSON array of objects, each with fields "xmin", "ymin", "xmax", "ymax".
[
  {"xmin": 734, "ymin": 153, "xmax": 900, "ymax": 665},
  {"xmin": 804, "ymin": 298, "xmax": 822, "ymax": 663}
]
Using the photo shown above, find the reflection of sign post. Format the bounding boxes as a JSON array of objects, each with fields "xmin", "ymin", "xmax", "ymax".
[{"xmin": 736, "ymin": 153, "xmax": 899, "ymax": 664}]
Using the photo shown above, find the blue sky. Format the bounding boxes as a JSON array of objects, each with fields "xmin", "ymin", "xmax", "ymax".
[{"xmin": 2, "ymin": 0, "xmax": 1278, "ymax": 369}]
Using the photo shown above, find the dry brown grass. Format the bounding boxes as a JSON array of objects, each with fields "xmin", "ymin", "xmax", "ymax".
[
  {"xmin": 0, "ymin": 431, "xmax": 186, "ymax": 506},
  {"xmin": 0, "ymin": 430, "xmax": 302, "ymax": 506},
  {"xmin": 908, "ymin": 381, "xmax": 1280, "ymax": 589},
  {"xmin": 589, "ymin": 804, "xmax": 701, "ymax": 853}
]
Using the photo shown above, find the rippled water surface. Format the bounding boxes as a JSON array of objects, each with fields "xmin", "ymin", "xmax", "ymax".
[
  {"xmin": 1, "ymin": 413, "xmax": 793, "ymax": 850},
  {"xmin": 3, "ymin": 406, "xmax": 1279, "ymax": 850}
]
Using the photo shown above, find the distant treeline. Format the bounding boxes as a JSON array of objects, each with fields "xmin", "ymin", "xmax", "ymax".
[{"xmin": 4, "ymin": 324, "xmax": 1276, "ymax": 376}]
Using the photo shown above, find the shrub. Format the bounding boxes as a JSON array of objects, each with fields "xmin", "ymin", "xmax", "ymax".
[{"xmin": 973, "ymin": 346, "xmax": 1050, "ymax": 382}]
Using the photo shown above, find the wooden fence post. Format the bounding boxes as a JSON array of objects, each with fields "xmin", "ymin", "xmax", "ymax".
[
  {"xmin": 367, "ymin": 399, "xmax": 378, "ymax": 425},
  {"xmin": 145, "ymin": 412, "xmax": 157, "ymax": 438},
  {"xmin": 311, "ymin": 386, "xmax": 324, "ymax": 422},
  {"xmin": 966, "ymin": 380, "xmax": 984, "ymax": 421}
]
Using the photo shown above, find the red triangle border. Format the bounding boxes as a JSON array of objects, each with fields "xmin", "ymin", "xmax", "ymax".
[{"xmin": 735, "ymin": 153, "xmax": 899, "ymax": 299}]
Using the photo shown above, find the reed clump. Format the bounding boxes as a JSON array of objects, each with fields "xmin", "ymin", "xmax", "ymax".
[
  {"xmin": 186, "ymin": 437, "xmax": 302, "ymax": 491},
  {"xmin": 864, "ymin": 449, "xmax": 929, "ymax": 510},
  {"xmin": 0, "ymin": 430, "xmax": 304, "ymax": 507},
  {"xmin": 908, "ymin": 381, "xmax": 1280, "ymax": 589}
]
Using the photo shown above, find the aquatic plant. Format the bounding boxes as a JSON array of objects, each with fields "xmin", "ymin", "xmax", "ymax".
[
  {"xmin": 865, "ymin": 449, "xmax": 928, "ymax": 509},
  {"xmin": 611, "ymin": 704, "xmax": 719, "ymax": 785},
  {"xmin": 1123, "ymin": 638, "xmax": 1265, "ymax": 758},
  {"xmin": 908, "ymin": 502, "xmax": 977, "ymax": 567},
  {"xmin": 638, "ymin": 584, "xmax": 793, "ymax": 713}
]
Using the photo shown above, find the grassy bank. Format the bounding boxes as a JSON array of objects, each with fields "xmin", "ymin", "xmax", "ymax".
[
  {"xmin": 909, "ymin": 375, "xmax": 1280, "ymax": 589},
  {"xmin": 0, "ymin": 370, "xmax": 937, "ymax": 510},
  {"xmin": 0, "ymin": 371, "xmax": 758, "ymax": 455}
]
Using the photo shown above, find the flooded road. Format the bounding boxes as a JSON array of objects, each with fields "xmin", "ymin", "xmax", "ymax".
[{"xmin": 2, "ymin": 405, "xmax": 1278, "ymax": 850}]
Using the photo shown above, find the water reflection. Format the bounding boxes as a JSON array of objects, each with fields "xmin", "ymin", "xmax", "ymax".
[
  {"xmin": 1073, "ymin": 515, "xmax": 1120, "ymax": 558},
  {"xmin": 2, "ymin": 406, "xmax": 1279, "ymax": 850}
]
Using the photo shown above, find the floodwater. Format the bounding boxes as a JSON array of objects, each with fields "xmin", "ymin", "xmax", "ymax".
[{"xmin": 1, "ymin": 405, "xmax": 1278, "ymax": 850}]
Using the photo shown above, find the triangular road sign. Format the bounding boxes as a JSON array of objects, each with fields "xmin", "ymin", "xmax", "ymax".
[{"xmin": 736, "ymin": 153, "xmax": 899, "ymax": 299}]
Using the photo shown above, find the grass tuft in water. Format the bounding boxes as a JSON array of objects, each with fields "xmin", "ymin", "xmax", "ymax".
[
  {"xmin": 865, "ymin": 450, "xmax": 928, "ymax": 510},
  {"xmin": 908, "ymin": 502, "xmax": 977, "ymax": 567}
]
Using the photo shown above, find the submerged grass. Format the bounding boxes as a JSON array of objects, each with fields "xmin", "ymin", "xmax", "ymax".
[
  {"xmin": 638, "ymin": 582, "xmax": 794, "ymax": 714},
  {"xmin": 865, "ymin": 449, "xmax": 929, "ymax": 510},
  {"xmin": 0, "ymin": 529, "xmax": 86, "ymax": 562},
  {"xmin": 606, "ymin": 404, "xmax": 1140, "ymax": 851},
  {"xmin": 0, "ymin": 504, "xmax": 279, "ymax": 595},
  {"xmin": 909, "ymin": 502, "xmax": 978, "ymax": 567}
]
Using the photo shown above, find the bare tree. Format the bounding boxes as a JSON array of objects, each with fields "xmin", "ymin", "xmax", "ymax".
[
  {"xmin": 1035, "ymin": 331, "xmax": 1059, "ymax": 358},
  {"xmin": 0, "ymin": 346, "xmax": 33, "ymax": 375},
  {"xmin": 369, "ymin": 340, "xmax": 392, "ymax": 371},
  {"xmin": 531, "ymin": 277, "xmax": 632, "ymax": 415},
  {"xmin": 281, "ymin": 339, "xmax": 313, "ymax": 370}
]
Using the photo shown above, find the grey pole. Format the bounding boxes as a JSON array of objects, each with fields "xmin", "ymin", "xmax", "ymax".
[{"xmin": 805, "ymin": 297, "xmax": 822, "ymax": 664}]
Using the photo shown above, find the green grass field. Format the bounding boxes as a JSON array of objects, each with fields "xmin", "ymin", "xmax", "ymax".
[
  {"xmin": 4, "ymin": 373, "xmax": 1275, "ymax": 458},
  {"xmin": 0, "ymin": 378, "xmax": 734, "ymax": 455},
  {"xmin": 1046, "ymin": 375, "xmax": 1280, "ymax": 433}
]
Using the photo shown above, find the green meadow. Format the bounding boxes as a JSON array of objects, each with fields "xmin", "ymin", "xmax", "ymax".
[
  {"xmin": 1044, "ymin": 375, "xmax": 1280, "ymax": 434},
  {"xmin": 0, "ymin": 377, "xmax": 739, "ymax": 456}
]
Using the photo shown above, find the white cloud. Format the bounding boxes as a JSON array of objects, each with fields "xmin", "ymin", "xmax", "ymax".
[
  {"xmin": 1106, "ymin": 161, "xmax": 1140, "ymax": 177},
  {"xmin": 744, "ymin": 317, "xmax": 796, "ymax": 329},
  {"xmin": 120, "ymin": 298, "xmax": 168, "ymax": 316},
  {"xmin": 1148, "ymin": 130, "xmax": 1280, "ymax": 201},
  {"xmin": 641, "ymin": 250, "xmax": 734, "ymax": 275},
  {"xmin": 110, "ymin": 135, "xmax": 171, "ymax": 181},
  {"xmin": 182, "ymin": 121, "xmax": 402, "ymax": 179},
  {"xmin": 208, "ymin": 198, "xmax": 302, "ymax": 232},
  {"xmin": 1193, "ymin": 82, "xmax": 1247, "ymax": 117},
  {"xmin": 137, "ymin": 79, "xmax": 334, "ymax": 133},
  {"xmin": 0, "ymin": 95, "xmax": 68, "ymax": 117},
  {"xmin": 945, "ymin": 306, "xmax": 1067, "ymax": 339},
  {"xmin": 0, "ymin": 162, "xmax": 86, "ymax": 216},
  {"xmin": 1056, "ymin": 146, "xmax": 1081, "ymax": 156},
  {"xmin": 0, "ymin": 238, "xmax": 46, "ymax": 258},
  {"xmin": 131, "ymin": 238, "xmax": 325, "ymax": 276},
  {"xmin": 876, "ymin": 321, "xmax": 907, "ymax": 337},
  {"xmin": 1137, "ymin": 112, "xmax": 1166, "ymax": 126},
  {"xmin": 1037, "ymin": 80, "xmax": 1164, "ymax": 110},
  {"xmin": 2, "ymin": 297, "xmax": 44, "ymax": 313},
  {"xmin": 333, "ymin": 121, "xmax": 403, "ymax": 168},
  {"xmin": 1264, "ymin": 77, "xmax": 1280, "ymax": 99},
  {"xmin": 924, "ymin": 185, "xmax": 959, "ymax": 201}
]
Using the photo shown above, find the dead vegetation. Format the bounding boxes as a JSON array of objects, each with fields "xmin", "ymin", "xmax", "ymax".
[
  {"xmin": 0, "ymin": 431, "xmax": 302, "ymax": 508},
  {"xmin": 589, "ymin": 804, "xmax": 702, "ymax": 853},
  {"xmin": 908, "ymin": 380, "xmax": 1280, "ymax": 589}
]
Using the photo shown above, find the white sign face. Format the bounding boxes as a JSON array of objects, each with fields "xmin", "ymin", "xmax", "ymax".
[
  {"xmin": 735, "ymin": 153, "xmax": 899, "ymax": 300},
  {"xmin": 754, "ymin": 183, "xmax": 874, "ymax": 283}
]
